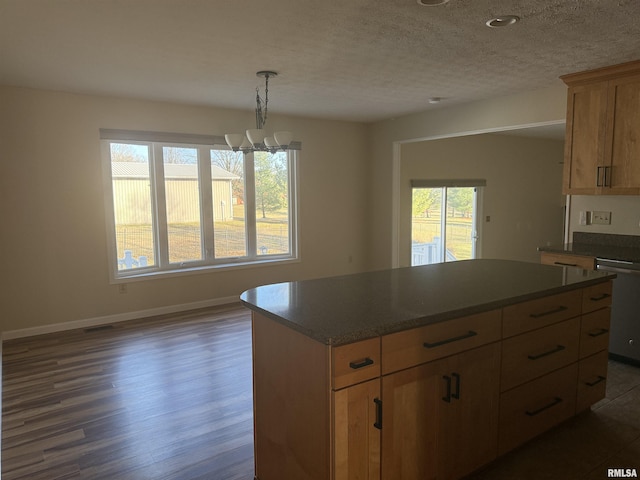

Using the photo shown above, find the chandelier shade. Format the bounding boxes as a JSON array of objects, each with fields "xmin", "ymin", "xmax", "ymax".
[{"xmin": 225, "ymin": 71, "xmax": 294, "ymax": 154}]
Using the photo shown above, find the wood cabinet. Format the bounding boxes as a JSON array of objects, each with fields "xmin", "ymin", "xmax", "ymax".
[
  {"xmin": 382, "ymin": 342, "xmax": 500, "ymax": 480},
  {"xmin": 562, "ymin": 60, "xmax": 640, "ymax": 195},
  {"xmin": 540, "ymin": 251, "xmax": 596, "ymax": 270},
  {"xmin": 251, "ymin": 281, "xmax": 612, "ymax": 480}
]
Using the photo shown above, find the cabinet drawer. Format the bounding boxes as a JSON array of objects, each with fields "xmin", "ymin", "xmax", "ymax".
[
  {"xmin": 501, "ymin": 317, "xmax": 580, "ymax": 392},
  {"xmin": 503, "ymin": 289, "xmax": 581, "ymax": 338},
  {"xmin": 576, "ymin": 350, "xmax": 608, "ymax": 413},
  {"xmin": 498, "ymin": 363, "xmax": 578, "ymax": 455},
  {"xmin": 582, "ymin": 281, "xmax": 613, "ymax": 313},
  {"xmin": 332, "ymin": 337, "xmax": 381, "ymax": 390},
  {"xmin": 540, "ymin": 252, "xmax": 596, "ymax": 270},
  {"xmin": 580, "ymin": 307, "xmax": 611, "ymax": 358},
  {"xmin": 381, "ymin": 310, "xmax": 501, "ymax": 375}
]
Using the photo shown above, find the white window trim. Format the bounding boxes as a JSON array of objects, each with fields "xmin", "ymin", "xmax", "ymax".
[{"xmin": 101, "ymin": 131, "xmax": 300, "ymax": 283}]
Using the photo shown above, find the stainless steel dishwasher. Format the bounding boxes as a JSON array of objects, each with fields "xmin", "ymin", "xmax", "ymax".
[{"xmin": 597, "ymin": 259, "xmax": 640, "ymax": 365}]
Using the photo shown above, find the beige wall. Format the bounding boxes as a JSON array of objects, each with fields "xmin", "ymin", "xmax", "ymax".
[
  {"xmin": 0, "ymin": 86, "xmax": 369, "ymax": 333},
  {"xmin": 367, "ymin": 85, "xmax": 568, "ymax": 270},
  {"xmin": 568, "ymin": 195, "xmax": 640, "ymax": 239},
  {"xmin": 399, "ymin": 134, "xmax": 565, "ymax": 266}
]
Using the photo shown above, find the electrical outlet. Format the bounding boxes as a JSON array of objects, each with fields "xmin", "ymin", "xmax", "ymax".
[{"xmin": 591, "ymin": 211, "xmax": 611, "ymax": 225}]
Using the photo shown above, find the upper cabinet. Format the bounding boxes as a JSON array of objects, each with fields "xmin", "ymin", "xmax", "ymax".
[{"xmin": 562, "ymin": 60, "xmax": 640, "ymax": 195}]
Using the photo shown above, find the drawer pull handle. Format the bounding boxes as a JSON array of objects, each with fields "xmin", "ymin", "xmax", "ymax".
[
  {"xmin": 525, "ymin": 397, "xmax": 563, "ymax": 416},
  {"xmin": 424, "ymin": 330, "xmax": 478, "ymax": 349},
  {"xmin": 585, "ymin": 375, "xmax": 606, "ymax": 387},
  {"xmin": 527, "ymin": 344, "xmax": 565, "ymax": 360},
  {"xmin": 588, "ymin": 328, "xmax": 609, "ymax": 337},
  {"xmin": 529, "ymin": 306, "xmax": 568, "ymax": 319},
  {"xmin": 452, "ymin": 372, "xmax": 461, "ymax": 400},
  {"xmin": 442, "ymin": 375, "xmax": 452, "ymax": 403},
  {"xmin": 589, "ymin": 293, "xmax": 611, "ymax": 302},
  {"xmin": 373, "ymin": 398, "xmax": 383, "ymax": 430},
  {"xmin": 554, "ymin": 261, "xmax": 578, "ymax": 267},
  {"xmin": 349, "ymin": 357, "xmax": 374, "ymax": 370}
]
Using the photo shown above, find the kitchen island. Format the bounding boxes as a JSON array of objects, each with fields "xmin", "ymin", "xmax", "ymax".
[{"xmin": 240, "ymin": 259, "xmax": 615, "ymax": 480}]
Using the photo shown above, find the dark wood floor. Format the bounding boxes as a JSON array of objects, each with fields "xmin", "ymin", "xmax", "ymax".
[
  {"xmin": 2, "ymin": 304, "xmax": 255, "ymax": 480},
  {"xmin": 3, "ymin": 304, "xmax": 640, "ymax": 479}
]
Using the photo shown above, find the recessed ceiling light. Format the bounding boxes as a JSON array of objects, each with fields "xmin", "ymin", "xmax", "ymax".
[
  {"xmin": 417, "ymin": 0, "xmax": 450, "ymax": 6},
  {"xmin": 428, "ymin": 97, "xmax": 442, "ymax": 104},
  {"xmin": 485, "ymin": 15, "xmax": 520, "ymax": 28}
]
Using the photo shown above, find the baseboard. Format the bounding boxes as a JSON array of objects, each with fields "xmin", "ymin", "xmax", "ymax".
[{"xmin": 1, "ymin": 295, "xmax": 241, "ymax": 341}]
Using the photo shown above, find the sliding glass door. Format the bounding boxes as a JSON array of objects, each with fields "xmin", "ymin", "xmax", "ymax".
[{"xmin": 411, "ymin": 181, "xmax": 483, "ymax": 266}]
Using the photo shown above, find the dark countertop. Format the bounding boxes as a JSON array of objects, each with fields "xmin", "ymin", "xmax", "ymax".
[
  {"xmin": 539, "ymin": 233, "xmax": 640, "ymax": 263},
  {"xmin": 240, "ymin": 259, "xmax": 615, "ymax": 346}
]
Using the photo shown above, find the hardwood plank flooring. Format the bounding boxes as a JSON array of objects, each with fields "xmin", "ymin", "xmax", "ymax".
[
  {"xmin": 2, "ymin": 304, "xmax": 254, "ymax": 480},
  {"xmin": 3, "ymin": 303, "xmax": 640, "ymax": 479}
]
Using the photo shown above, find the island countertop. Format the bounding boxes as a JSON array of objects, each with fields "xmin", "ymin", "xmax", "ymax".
[{"xmin": 240, "ymin": 259, "xmax": 615, "ymax": 346}]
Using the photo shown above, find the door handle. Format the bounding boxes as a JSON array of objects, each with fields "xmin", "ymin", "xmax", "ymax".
[
  {"xmin": 442, "ymin": 375, "xmax": 452, "ymax": 403},
  {"xmin": 373, "ymin": 398, "xmax": 382, "ymax": 430},
  {"xmin": 451, "ymin": 372, "xmax": 461, "ymax": 400},
  {"xmin": 349, "ymin": 357, "xmax": 374, "ymax": 369},
  {"xmin": 526, "ymin": 397, "xmax": 563, "ymax": 416},
  {"xmin": 424, "ymin": 330, "xmax": 477, "ymax": 349},
  {"xmin": 529, "ymin": 306, "xmax": 567, "ymax": 319}
]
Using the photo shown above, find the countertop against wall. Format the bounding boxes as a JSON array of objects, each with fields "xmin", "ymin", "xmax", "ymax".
[{"xmin": 539, "ymin": 232, "xmax": 640, "ymax": 263}]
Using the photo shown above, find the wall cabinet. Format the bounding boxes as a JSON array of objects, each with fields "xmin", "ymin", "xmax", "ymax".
[{"xmin": 562, "ymin": 60, "xmax": 640, "ymax": 195}]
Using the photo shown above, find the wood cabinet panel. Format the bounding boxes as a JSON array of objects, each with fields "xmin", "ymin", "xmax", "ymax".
[
  {"xmin": 561, "ymin": 61, "xmax": 640, "ymax": 195},
  {"xmin": 333, "ymin": 379, "xmax": 381, "ymax": 480},
  {"xmin": 604, "ymin": 73, "xmax": 640, "ymax": 194},
  {"xmin": 498, "ymin": 363, "xmax": 578, "ymax": 455},
  {"xmin": 381, "ymin": 343, "xmax": 500, "ymax": 480},
  {"xmin": 582, "ymin": 280, "xmax": 613, "ymax": 313},
  {"xmin": 577, "ymin": 350, "xmax": 609, "ymax": 412},
  {"xmin": 502, "ymin": 289, "xmax": 581, "ymax": 338},
  {"xmin": 501, "ymin": 317, "xmax": 580, "ymax": 392},
  {"xmin": 332, "ymin": 337, "xmax": 381, "ymax": 390},
  {"xmin": 580, "ymin": 307, "xmax": 611, "ymax": 359},
  {"xmin": 540, "ymin": 252, "xmax": 596, "ymax": 270},
  {"xmin": 381, "ymin": 309, "xmax": 501, "ymax": 375},
  {"xmin": 563, "ymin": 81, "xmax": 609, "ymax": 194}
]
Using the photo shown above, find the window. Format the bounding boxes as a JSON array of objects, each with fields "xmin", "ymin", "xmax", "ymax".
[
  {"xmin": 102, "ymin": 130, "xmax": 298, "ymax": 279},
  {"xmin": 410, "ymin": 180, "xmax": 484, "ymax": 266}
]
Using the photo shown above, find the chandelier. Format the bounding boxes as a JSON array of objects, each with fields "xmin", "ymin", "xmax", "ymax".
[{"xmin": 225, "ymin": 71, "xmax": 294, "ymax": 154}]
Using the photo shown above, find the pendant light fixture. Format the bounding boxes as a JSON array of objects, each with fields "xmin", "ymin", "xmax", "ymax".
[{"xmin": 225, "ymin": 71, "xmax": 294, "ymax": 154}]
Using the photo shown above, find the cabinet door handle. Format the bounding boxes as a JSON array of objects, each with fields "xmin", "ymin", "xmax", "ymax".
[
  {"xmin": 424, "ymin": 330, "xmax": 477, "ymax": 349},
  {"xmin": 527, "ymin": 344, "xmax": 565, "ymax": 360},
  {"xmin": 451, "ymin": 372, "xmax": 461, "ymax": 400},
  {"xmin": 525, "ymin": 397, "xmax": 563, "ymax": 416},
  {"xmin": 529, "ymin": 305, "xmax": 568, "ymax": 319},
  {"xmin": 588, "ymin": 328, "xmax": 609, "ymax": 337},
  {"xmin": 589, "ymin": 293, "xmax": 611, "ymax": 302},
  {"xmin": 442, "ymin": 375, "xmax": 452, "ymax": 403},
  {"xmin": 554, "ymin": 261, "xmax": 578, "ymax": 267},
  {"xmin": 349, "ymin": 357, "xmax": 374, "ymax": 370},
  {"xmin": 604, "ymin": 166, "xmax": 611, "ymax": 187},
  {"xmin": 373, "ymin": 398, "xmax": 383, "ymax": 430},
  {"xmin": 585, "ymin": 375, "xmax": 606, "ymax": 387},
  {"xmin": 596, "ymin": 166, "xmax": 604, "ymax": 187}
]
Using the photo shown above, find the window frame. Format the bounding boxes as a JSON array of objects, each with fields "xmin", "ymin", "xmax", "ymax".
[{"xmin": 101, "ymin": 131, "xmax": 299, "ymax": 283}]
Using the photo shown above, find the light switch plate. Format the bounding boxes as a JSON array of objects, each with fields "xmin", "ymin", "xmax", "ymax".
[{"xmin": 591, "ymin": 211, "xmax": 611, "ymax": 225}]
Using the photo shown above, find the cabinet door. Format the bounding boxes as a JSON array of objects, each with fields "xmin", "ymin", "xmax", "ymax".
[
  {"xmin": 334, "ymin": 379, "xmax": 381, "ymax": 480},
  {"xmin": 381, "ymin": 359, "xmax": 445, "ymax": 480},
  {"xmin": 563, "ymin": 81, "xmax": 609, "ymax": 194},
  {"xmin": 381, "ymin": 344, "xmax": 500, "ymax": 480},
  {"xmin": 604, "ymin": 73, "xmax": 640, "ymax": 194},
  {"xmin": 438, "ymin": 343, "xmax": 501, "ymax": 480}
]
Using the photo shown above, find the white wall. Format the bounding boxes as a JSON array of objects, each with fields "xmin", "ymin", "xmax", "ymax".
[
  {"xmin": 0, "ymin": 86, "xmax": 369, "ymax": 333},
  {"xmin": 568, "ymin": 195, "xmax": 640, "ymax": 240},
  {"xmin": 399, "ymin": 134, "xmax": 565, "ymax": 265},
  {"xmin": 367, "ymin": 85, "xmax": 568, "ymax": 270}
]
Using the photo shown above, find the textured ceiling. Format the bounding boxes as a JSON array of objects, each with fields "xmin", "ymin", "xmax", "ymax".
[{"xmin": 1, "ymin": 0, "xmax": 639, "ymax": 123}]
